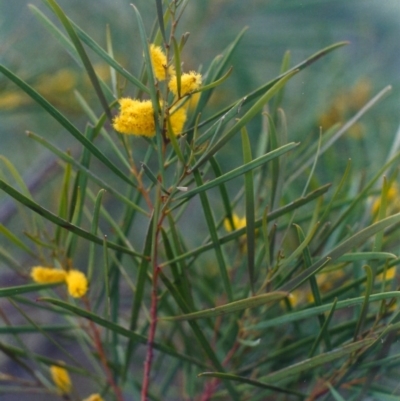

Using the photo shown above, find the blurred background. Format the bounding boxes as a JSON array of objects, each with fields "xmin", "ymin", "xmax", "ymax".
[{"xmin": 0, "ymin": 0, "xmax": 400, "ymax": 398}]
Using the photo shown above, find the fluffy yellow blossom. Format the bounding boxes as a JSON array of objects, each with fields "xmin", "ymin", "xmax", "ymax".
[
  {"xmin": 188, "ymin": 92, "xmax": 201, "ymax": 110},
  {"xmin": 113, "ymin": 98, "xmax": 156, "ymax": 137},
  {"xmin": 169, "ymin": 106, "xmax": 187, "ymax": 136},
  {"xmin": 65, "ymin": 269, "xmax": 88, "ymax": 298},
  {"xmin": 50, "ymin": 365, "xmax": 71, "ymax": 394},
  {"xmin": 83, "ymin": 394, "xmax": 104, "ymax": 401},
  {"xmin": 150, "ymin": 44, "xmax": 174, "ymax": 81},
  {"xmin": 31, "ymin": 266, "xmax": 66, "ymax": 283},
  {"xmin": 224, "ymin": 213, "xmax": 246, "ymax": 232},
  {"xmin": 169, "ymin": 71, "xmax": 202, "ymax": 97}
]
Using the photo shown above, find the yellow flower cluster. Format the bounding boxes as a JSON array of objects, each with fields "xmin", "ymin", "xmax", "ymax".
[
  {"xmin": 113, "ymin": 44, "xmax": 201, "ymax": 138},
  {"xmin": 113, "ymin": 98, "xmax": 156, "ymax": 137},
  {"xmin": 31, "ymin": 266, "xmax": 66, "ymax": 283},
  {"xmin": 31, "ymin": 266, "xmax": 88, "ymax": 298},
  {"xmin": 150, "ymin": 44, "xmax": 175, "ymax": 81},
  {"xmin": 168, "ymin": 71, "xmax": 202, "ymax": 97},
  {"xmin": 49, "ymin": 364, "xmax": 105, "ymax": 400},
  {"xmin": 224, "ymin": 213, "xmax": 246, "ymax": 232},
  {"xmin": 113, "ymin": 98, "xmax": 188, "ymax": 138},
  {"xmin": 50, "ymin": 365, "xmax": 71, "ymax": 395},
  {"xmin": 149, "ymin": 44, "xmax": 202, "ymax": 96},
  {"xmin": 65, "ymin": 269, "xmax": 88, "ymax": 298}
]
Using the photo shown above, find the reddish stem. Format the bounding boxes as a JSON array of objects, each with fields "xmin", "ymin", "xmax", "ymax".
[
  {"xmin": 141, "ymin": 266, "xmax": 160, "ymax": 401},
  {"xmin": 83, "ymin": 298, "xmax": 124, "ymax": 401}
]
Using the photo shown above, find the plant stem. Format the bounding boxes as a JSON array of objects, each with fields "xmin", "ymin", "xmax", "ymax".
[
  {"xmin": 141, "ymin": 266, "xmax": 160, "ymax": 401},
  {"xmin": 84, "ymin": 298, "xmax": 124, "ymax": 401}
]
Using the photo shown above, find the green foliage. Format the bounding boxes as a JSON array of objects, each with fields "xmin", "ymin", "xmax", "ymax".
[{"xmin": 0, "ymin": 1, "xmax": 399, "ymax": 400}]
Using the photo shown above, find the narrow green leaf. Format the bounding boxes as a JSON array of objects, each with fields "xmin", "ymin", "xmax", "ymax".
[
  {"xmin": 141, "ymin": 162, "xmax": 170, "ymax": 194},
  {"xmin": 154, "ymin": 0, "xmax": 166, "ymax": 43},
  {"xmin": 192, "ymin": 70, "xmax": 298, "ymax": 169},
  {"xmin": 309, "ymin": 298, "xmax": 337, "ymax": 357},
  {"xmin": 266, "ymin": 114, "xmax": 280, "ymax": 209},
  {"xmin": 194, "ymin": 66, "xmax": 233, "ymax": 93},
  {"xmin": 275, "ymin": 222, "xmax": 320, "ymax": 277},
  {"xmin": 55, "ymin": 158, "xmax": 71, "ymax": 245},
  {"xmin": 0, "ymin": 224, "xmax": 35, "ymax": 258},
  {"xmin": 39, "ymin": 297, "xmax": 209, "ymax": 369},
  {"xmin": 326, "ymin": 382, "xmax": 347, "ymax": 401},
  {"xmin": 241, "ymin": 127, "xmax": 256, "ymax": 291},
  {"xmin": 318, "ymin": 159, "xmax": 352, "ymax": 224},
  {"xmin": 103, "ymin": 236, "xmax": 111, "ymax": 320},
  {"xmin": 0, "ymin": 342, "xmax": 90, "ymax": 376},
  {"xmin": 337, "ymin": 252, "xmax": 396, "ymax": 262},
  {"xmin": 209, "ymin": 157, "xmax": 233, "ymax": 231},
  {"xmin": 131, "ymin": 4, "xmax": 165, "ymax": 183},
  {"xmin": 105, "ymin": 24, "xmax": 117, "ymax": 97},
  {"xmin": 158, "ymin": 272, "xmax": 240, "ymax": 400},
  {"xmin": 198, "ymin": 372, "xmax": 306, "ymax": 397},
  {"xmin": 196, "ymin": 41, "xmax": 349, "ymax": 130},
  {"xmin": 279, "ymin": 212, "xmax": 400, "ymax": 293},
  {"xmin": 172, "ymin": 37, "xmax": 182, "ymax": 97},
  {"xmin": 123, "ymin": 214, "xmax": 154, "ymax": 378},
  {"xmin": 161, "ymin": 225, "xmax": 193, "ymax": 310},
  {"xmin": 179, "ymin": 142, "xmax": 298, "ymax": 200},
  {"xmin": 294, "ymin": 223, "xmax": 329, "ymax": 349},
  {"xmin": 73, "ymin": 92, "xmax": 130, "ymax": 170},
  {"xmin": 353, "ymin": 265, "xmax": 373, "ymax": 341},
  {"xmin": 0, "ymin": 283, "xmax": 63, "ymax": 298},
  {"xmin": 88, "ymin": 189, "xmax": 105, "ymax": 282},
  {"xmin": 28, "ymin": 5, "xmax": 80, "ymax": 63},
  {"xmin": 290, "ymin": 85, "xmax": 392, "ymax": 183},
  {"xmin": 374, "ymin": 177, "xmax": 389, "ymax": 252},
  {"xmin": 28, "ymin": 131, "xmax": 147, "ymax": 215},
  {"xmin": 161, "ymin": 292, "xmax": 287, "ymax": 321},
  {"xmin": 271, "ymin": 50, "xmax": 291, "ymax": 117},
  {"xmin": 194, "ymin": 97, "xmax": 246, "ymax": 147},
  {"xmin": 66, "ymin": 126, "xmax": 95, "ymax": 257},
  {"xmin": 369, "ymin": 392, "xmax": 400, "ymax": 401},
  {"xmin": 247, "ymin": 291, "xmax": 400, "ymax": 331},
  {"xmin": 73, "ymin": 21, "xmax": 148, "ymax": 93},
  {"xmin": 261, "ymin": 339, "xmax": 373, "ymax": 384},
  {"xmin": 0, "ymin": 180, "xmax": 143, "ymax": 258},
  {"xmin": 193, "ymin": 169, "xmax": 233, "ymax": 301},
  {"xmin": 0, "ymin": 64, "xmax": 136, "ymax": 188},
  {"xmin": 0, "ymin": 156, "xmax": 33, "ymax": 200},
  {"xmin": 44, "ymin": 0, "xmax": 112, "ymax": 120},
  {"xmin": 161, "ymin": 184, "xmax": 331, "ymax": 267},
  {"xmin": 189, "ymin": 27, "xmax": 247, "ymax": 124}
]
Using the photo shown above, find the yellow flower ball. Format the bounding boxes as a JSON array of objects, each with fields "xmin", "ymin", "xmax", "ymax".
[
  {"xmin": 224, "ymin": 213, "xmax": 246, "ymax": 232},
  {"xmin": 169, "ymin": 71, "xmax": 202, "ymax": 97},
  {"xmin": 50, "ymin": 365, "xmax": 71, "ymax": 394},
  {"xmin": 169, "ymin": 106, "xmax": 187, "ymax": 136},
  {"xmin": 113, "ymin": 98, "xmax": 156, "ymax": 137},
  {"xmin": 31, "ymin": 266, "xmax": 66, "ymax": 284},
  {"xmin": 65, "ymin": 269, "xmax": 88, "ymax": 298},
  {"xmin": 150, "ymin": 44, "xmax": 174, "ymax": 81}
]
